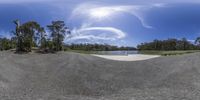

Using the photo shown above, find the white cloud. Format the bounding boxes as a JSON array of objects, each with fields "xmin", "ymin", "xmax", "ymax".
[
  {"xmin": 188, "ymin": 39, "xmax": 195, "ymax": 43},
  {"xmin": 70, "ymin": 3, "xmax": 164, "ymax": 28},
  {"xmin": 0, "ymin": 31, "xmax": 13, "ymax": 39},
  {"xmin": 67, "ymin": 2, "xmax": 168, "ymax": 44},
  {"xmin": 0, "ymin": 0, "xmax": 64, "ymax": 4},
  {"xmin": 0, "ymin": 0, "xmax": 56, "ymax": 4},
  {"xmin": 77, "ymin": 27, "xmax": 125, "ymax": 39},
  {"xmin": 68, "ymin": 3, "xmax": 154, "ymax": 44},
  {"xmin": 66, "ymin": 24, "xmax": 126, "ymax": 42},
  {"xmin": 153, "ymin": 3, "xmax": 166, "ymax": 7}
]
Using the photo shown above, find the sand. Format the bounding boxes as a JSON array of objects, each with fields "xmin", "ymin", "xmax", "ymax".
[{"xmin": 92, "ymin": 54, "xmax": 160, "ymax": 61}]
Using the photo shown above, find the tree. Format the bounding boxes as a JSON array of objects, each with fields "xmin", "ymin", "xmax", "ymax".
[
  {"xmin": 13, "ymin": 20, "xmax": 44, "ymax": 52},
  {"xmin": 21, "ymin": 21, "xmax": 44, "ymax": 51},
  {"xmin": 181, "ymin": 38, "xmax": 189, "ymax": 50},
  {"xmin": 0, "ymin": 38, "xmax": 12, "ymax": 50},
  {"xmin": 47, "ymin": 21, "xmax": 70, "ymax": 51},
  {"xmin": 13, "ymin": 20, "xmax": 24, "ymax": 51},
  {"xmin": 36, "ymin": 27, "xmax": 47, "ymax": 50},
  {"xmin": 137, "ymin": 38, "xmax": 198, "ymax": 51}
]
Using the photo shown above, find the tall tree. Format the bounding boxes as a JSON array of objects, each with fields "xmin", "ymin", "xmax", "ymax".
[
  {"xmin": 13, "ymin": 20, "xmax": 44, "ymax": 52},
  {"xmin": 181, "ymin": 38, "xmax": 188, "ymax": 50},
  {"xmin": 47, "ymin": 21, "xmax": 70, "ymax": 51},
  {"xmin": 39, "ymin": 28, "xmax": 47, "ymax": 50},
  {"xmin": 13, "ymin": 20, "xmax": 24, "ymax": 51}
]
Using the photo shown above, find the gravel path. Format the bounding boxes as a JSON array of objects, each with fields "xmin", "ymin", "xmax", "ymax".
[{"xmin": 0, "ymin": 51, "xmax": 200, "ymax": 100}]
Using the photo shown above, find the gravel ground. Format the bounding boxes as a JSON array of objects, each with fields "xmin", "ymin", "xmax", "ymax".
[{"xmin": 0, "ymin": 51, "xmax": 200, "ymax": 100}]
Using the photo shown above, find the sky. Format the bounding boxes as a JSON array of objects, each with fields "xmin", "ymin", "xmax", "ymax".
[{"xmin": 0, "ymin": 0, "xmax": 200, "ymax": 46}]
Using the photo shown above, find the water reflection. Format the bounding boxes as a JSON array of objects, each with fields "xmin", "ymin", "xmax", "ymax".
[{"xmin": 92, "ymin": 51, "xmax": 139, "ymax": 55}]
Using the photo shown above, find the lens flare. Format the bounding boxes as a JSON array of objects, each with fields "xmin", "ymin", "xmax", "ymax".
[{"xmin": 90, "ymin": 8, "xmax": 112, "ymax": 19}]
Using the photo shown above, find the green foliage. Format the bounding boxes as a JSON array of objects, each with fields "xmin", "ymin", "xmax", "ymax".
[
  {"xmin": 2, "ymin": 19, "xmax": 200, "ymax": 54},
  {"xmin": 13, "ymin": 20, "xmax": 46, "ymax": 52},
  {"xmin": 0, "ymin": 38, "xmax": 13, "ymax": 50},
  {"xmin": 64, "ymin": 43, "xmax": 136, "ymax": 51},
  {"xmin": 137, "ymin": 38, "xmax": 200, "ymax": 51},
  {"xmin": 1, "ymin": 20, "xmax": 71, "ymax": 52},
  {"xmin": 139, "ymin": 50, "xmax": 200, "ymax": 56},
  {"xmin": 47, "ymin": 21, "xmax": 70, "ymax": 51},
  {"xmin": 40, "ymin": 37, "xmax": 47, "ymax": 49},
  {"xmin": 46, "ymin": 39, "xmax": 54, "ymax": 50},
  {"xmin": 13, "ymin": 20, "xmax": 41, "ymax": 51}
]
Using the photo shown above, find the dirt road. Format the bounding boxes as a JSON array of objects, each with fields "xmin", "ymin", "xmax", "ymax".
[{"xmin": 0, "ymin": 51, "xmax": 200, "ymax": 100}]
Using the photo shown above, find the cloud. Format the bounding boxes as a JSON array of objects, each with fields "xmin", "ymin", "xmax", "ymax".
[
  {"xmin": 68, "ymin": 2, "xmax": 165, "ymax": 44},
  {"xmin": 0, "ymin": 0, "xmax": 56, "ymax": 4},
  {"xmin": 0, "ymin": 31, "xmax": 13, "ymax": 39},
  {"xmin": 76, "ymin": 27, "xmax": 126, "ymax": 39},
  {"xmin": 70, "ymin": 3, "xmax": 166, "ymax": 28},
  {"xmin": 153, "ymin": 3, "xmax": 166, "ymax": 7},
  {"xmin": 66, "ymin": 24, "xmax": 126, "ymax": 42},
  {"xmin": 67, "ymin": 2, "xmax": 167, "ymax": 44},
  {"xmin": 188, "ymin": 39, "xmax": 195, "ymax": 43}
]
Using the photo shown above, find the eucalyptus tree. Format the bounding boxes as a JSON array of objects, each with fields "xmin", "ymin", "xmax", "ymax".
[
  {"xmin": 13, "ymin": 20, "xmax": 44, "ymax": 52},
  {"xmin": 10, "ymin": 37, "xmax": 17, "ymax": 49},
  {"xmin": 47, "ymin": 21, "xmax": 70, "ymax": 51},
  {"xmin": 13, "ymin": 20, "xmax": 24, "ymax": 51},
  {"xmin": 181, "ymin": 38, "xmax": 188, "ymax": 50},
  {"xmin": 38, "ymin": 27, "xmax": 47, "ymax": 50},
  {"xmin": 20, "ymin": 21, "xmax": 45, "ymax": 51}
]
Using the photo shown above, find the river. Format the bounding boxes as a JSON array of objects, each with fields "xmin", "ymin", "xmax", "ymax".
[{"xmin": 92, "ymin": 50, "xmax": 139, "ymax": 55}]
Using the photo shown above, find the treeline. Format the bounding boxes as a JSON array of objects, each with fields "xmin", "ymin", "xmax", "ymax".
[
  {"xmin": 137, "ymin": 38, "xmax": 200, "ymax": 50},
  {"xmin": 0, "ymin": 20, "xmax": 70, "ymax": 52},
  {"xmin": 1, "ymin": 20, "xmax": 200, "ymax": 52},
  {"xmin": 0, "ymin": 20, "xmax": 136, "ymax": 52},
  {"xmin": 64, "ymin": 44, "xmax": 136, "ymax": 51},
  {"xmin": 0, "ymin": 37, "xmax": 16, "ymax": 51}
]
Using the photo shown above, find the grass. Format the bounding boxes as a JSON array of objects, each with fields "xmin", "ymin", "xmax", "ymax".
[
  {"xmin": 65, "ymin": 50, "xmax": 95, "ymax": 54},
  {"xmin": 138, "ymin": 50, "xmax": 200, "ymax": 56}
]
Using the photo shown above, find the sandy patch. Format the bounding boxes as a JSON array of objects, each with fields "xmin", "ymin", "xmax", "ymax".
[{"xmin": 92, "ymin": 54, "xmax": 160, "ymax": 61}]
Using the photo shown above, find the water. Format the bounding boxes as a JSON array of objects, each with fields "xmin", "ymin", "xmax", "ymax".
[{"xmin": 93, "ymin": 50, "xmax": 139, "ymax": 55}]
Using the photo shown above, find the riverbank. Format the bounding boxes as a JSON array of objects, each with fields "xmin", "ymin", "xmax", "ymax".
[{"xmin": 139, "ymin": 50, "xmax": 200, "ymax": 56}]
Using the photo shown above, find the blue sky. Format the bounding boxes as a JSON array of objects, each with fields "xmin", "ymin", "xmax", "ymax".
[{"xmin": 0, "ymin": 0, "xmax": 200, "ymax": 46}]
